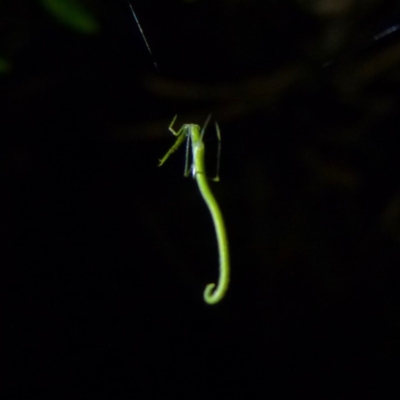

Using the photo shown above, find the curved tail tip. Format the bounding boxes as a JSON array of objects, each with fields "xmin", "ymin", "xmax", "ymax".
[{"xmin": 203, "ymin": 283, "xmax": 221, "ymax": 305}]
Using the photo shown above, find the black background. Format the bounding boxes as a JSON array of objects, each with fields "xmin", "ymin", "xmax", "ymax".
[{"xmin": 2, "ymin": 0, "xmax": 400, "ymax": 397}]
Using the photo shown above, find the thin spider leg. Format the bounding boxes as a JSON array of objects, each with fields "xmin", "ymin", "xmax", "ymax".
[
  {"xmin": 212, "ymin": 122, "xmax": 221, "ymax": 182},
  {"xmin": 158, "ymin": 133, "xmax": 186, "ymax": 166},
  {"xmin": 184, "ymin": 130, "xmax": 192, "ymax": 177},
  {"xmin": 200, "ymin": 114, "xmax": 212, "ymax": 141},
  {"xmin": 168, "ymin": 114, "xmax": 180, "ymax": 136},
  {"xmin": 158, "ymin": 117, "xmax": 186, "ymax": 166},
  {"xmin": 200, "ymin": 118, "xmax": 221, "ymax": 181}
]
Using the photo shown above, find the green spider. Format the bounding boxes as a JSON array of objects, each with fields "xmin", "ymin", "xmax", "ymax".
[{"xmin": 159, "ymin": 115, "xmax": 230, "ymax": 305}]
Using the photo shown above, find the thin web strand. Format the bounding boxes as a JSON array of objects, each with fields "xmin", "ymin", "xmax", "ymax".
[{"xmin": 128, "ymin": 3, "xmax": 158, "ymax": 70}]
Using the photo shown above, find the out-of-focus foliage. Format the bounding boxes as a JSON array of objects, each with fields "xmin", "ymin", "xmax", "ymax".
[
  {"xmin": 0, "ymin": 56, "xmax": 11, "ymax": 74},
  {"xmin": 39, "ymin": 0, "xmax": 99, "ymax": 34}
]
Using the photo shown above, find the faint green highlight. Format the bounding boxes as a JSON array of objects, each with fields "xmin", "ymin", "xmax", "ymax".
[
  {"xmin": 39, "ymin": 0, "xmax": 99, "ymax": 34},
  {"xmin": 0, "ymin": 57, "xmax": 11, "ymax": 74}
]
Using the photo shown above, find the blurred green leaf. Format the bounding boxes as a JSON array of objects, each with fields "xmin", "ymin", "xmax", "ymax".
[
  {"xmin": 0, "ymin": 57, "xmax": 11, "ymax": 74},
  {"xmin": 39, "ymin": 0, "xmax": 100, "ymax": 34}
]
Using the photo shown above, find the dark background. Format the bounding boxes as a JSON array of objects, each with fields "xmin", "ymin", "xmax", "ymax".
[{"xmin": 2, "ymin": 0, "xmax": 400, "ymax": 397}]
